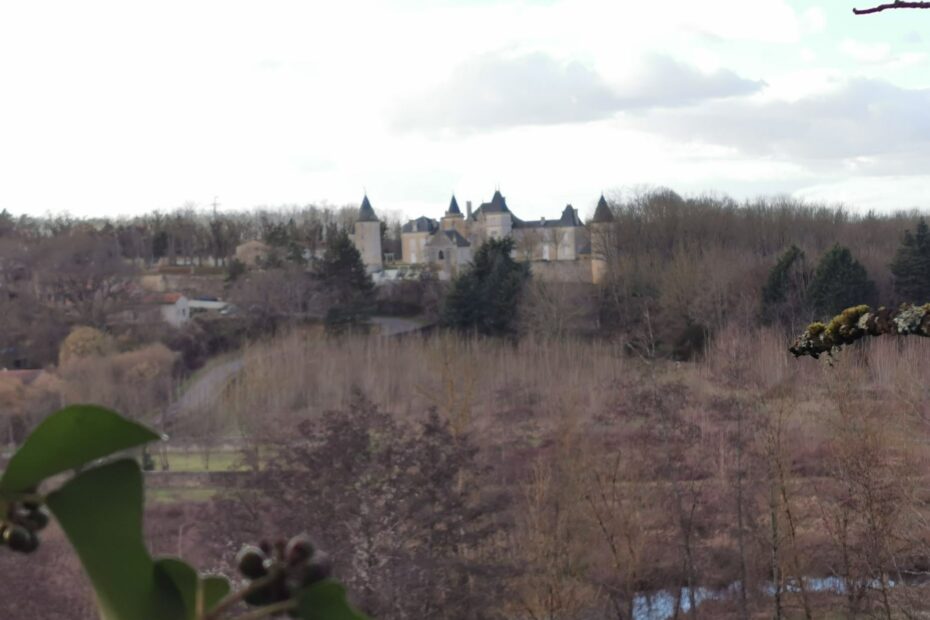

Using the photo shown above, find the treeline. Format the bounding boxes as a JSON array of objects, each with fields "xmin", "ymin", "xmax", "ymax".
[
  {"xmin": 0, "ymin": 202, "xmax": 404, "ymax": 368},
  {"xmin": 4, "ymin": 188, "xmax": 930, "ymax": 368},
  {"xmin": 0, "ymin": 203, "xmax": 405, "ymax": 267},
  {"xmin": 592, "ymin": 188, "xmax": 930, "ymax": 357}
]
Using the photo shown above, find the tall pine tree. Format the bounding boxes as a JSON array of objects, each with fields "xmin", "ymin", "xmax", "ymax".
[
  {"xmin": 761, "ymin": 244, "xmax": 811, "ymax": 327},
  {"xmin": 890, "ymin": 218, "xmax": 930, "ymax": 302},
  {"xmin": 317, "ymin": 229, "xmax": 375, "ymax": 328},
  {"xmin": 442, "ymin": 237, "xmax": 530, "ymax": 337},
  {"xmin": 807, "ymin": 244, "xmax": 877, "ymax": 318}
]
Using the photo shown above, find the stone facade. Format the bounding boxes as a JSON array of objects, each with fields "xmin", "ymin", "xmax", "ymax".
[
  {"xmin": 402, "ymin": 190, "xmax": 596, "ymax": 281},
  {"xmin": 352, "ymin": 190, "xmax": 614, "ymax": 283}
]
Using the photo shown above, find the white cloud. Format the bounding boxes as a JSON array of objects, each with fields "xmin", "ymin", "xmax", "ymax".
[
  {"xmin": 392, "ymin": 53, "xmax": 763, "ymax": 133},
  {"xmin": 637, "ymin": 78, "xmax": 930, "ymax": 165},
  {"xmin": 795, "ymin": 176, "xmax": 930, "ymax": 211},
  {"xmin": 800, "ymin": 7, "xmax": 827, "ymax": 35},
  {"xmin": 1, "ymin": 0, "xmax": 927, "ymax": 219},
  {"xmin": 840, "ymin": 38, "xmax": 893, "ymax": 63}
]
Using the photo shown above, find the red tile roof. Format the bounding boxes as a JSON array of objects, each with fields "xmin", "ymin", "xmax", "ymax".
[{"xmin": 141, "ymin": 292, "xmax": 185, "ymax": 305}]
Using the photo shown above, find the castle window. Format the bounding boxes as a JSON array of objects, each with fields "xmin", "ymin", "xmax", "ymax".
[{"xmin": 438, "ymin": 251, "xmax": 445, "ymax": 260}]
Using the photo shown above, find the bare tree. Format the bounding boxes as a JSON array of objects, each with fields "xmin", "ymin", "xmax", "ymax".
[
  {"xmin": 218, "ymin": 393, "xmax": 507, "ymax": 620},
  {"xmin": 29, "ymin": 231, "xmax": 134, "ymax": 326}
]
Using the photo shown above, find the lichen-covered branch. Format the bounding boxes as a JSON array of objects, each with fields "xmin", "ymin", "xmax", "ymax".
[
  {"xmin": 853, "ymin": 1, "xmax": 930, "ymax": 14},
  {"xmin": 789, "ymin": 304, "xmax": 930, "ymax": 358}
]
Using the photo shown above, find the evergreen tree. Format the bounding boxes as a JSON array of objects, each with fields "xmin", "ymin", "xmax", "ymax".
[
  {"xmin": 807, "ymin": 244, "xmax": 877, "ymax": 318},
  {"xmin": 442, "ymin": 237, "xmax": 530, "ymax": 336},
  {"xmin": 760, "ymin": 244, "xmax": 811, "ymax": 327},
  {"xmin": 317, "ymin": 229, "xmax": 374, "ymax": 327},
  {"xmin": 890, "ymin": 218, "xmax": 930, "ymax": 302}
]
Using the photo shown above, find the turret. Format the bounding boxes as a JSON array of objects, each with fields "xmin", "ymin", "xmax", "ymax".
[
  {"xmin": 441, "ymin": 194, "xmax": 466, "ymax": 234},
  {"xmin": 480, "ymin": 189, "xmax": 512, "ymax": 240},
  {"xmin": 592, "ymin": 194, "xmax": 614, "ymax": 225},
  {"xmin": 353, "ymin": 194, "xmax": 383, "ymax": 271},
  {"xmin": 591, "ymin": 194, "xmax": 614, "ymax": 284}
]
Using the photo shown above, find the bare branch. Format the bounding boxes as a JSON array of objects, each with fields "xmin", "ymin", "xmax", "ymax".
[{"xmin": 853, "ymin": 1, "xmax": 930, "ymax": 14}]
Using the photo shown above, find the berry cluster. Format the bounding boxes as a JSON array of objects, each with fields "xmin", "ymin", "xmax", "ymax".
[
  {"xmin": 0, "ymin": 500, "xmax": 49, "ymax": 554},
  {"xmin": 236, "ymin": 534, "xmax": 332, "ymax": 616}
]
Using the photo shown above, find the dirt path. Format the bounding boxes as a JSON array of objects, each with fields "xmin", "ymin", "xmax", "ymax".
[{"xmin": 166, "ymin": 357, "xmax": 244, "ymax": 421}]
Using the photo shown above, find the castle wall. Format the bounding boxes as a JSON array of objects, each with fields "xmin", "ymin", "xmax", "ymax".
[
  {"xmin": 528, "ymin": 257, "xmax": 592, "ymax": 283},
  {"xmin": 440, "ymin": 214, "xmax": 467, "ymax": 236},
  {"xmin": 353, "ymin": 220, "xmax": 383, "ymax": 271},
  {"xmin": 401, "ymin": 232, "xmax": 430, "ymax": 264},
  {"xmin": 484, "ymin": 213, "xmax": 512, "ymax": 240}
]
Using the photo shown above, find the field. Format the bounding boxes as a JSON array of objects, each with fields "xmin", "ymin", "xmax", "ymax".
[{"xmin": 7, "ymin": 325, "xmax": 930, "ymax": 619}]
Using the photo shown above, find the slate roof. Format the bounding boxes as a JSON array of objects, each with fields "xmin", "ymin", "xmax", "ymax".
[
  {"xmin": 479, "ymin": 190, "xmax": 509, "ymax": 214},
  {"xmin": 512, "ymin": 205, "xmax": 584, "ymax": 229},
  {"xmin": 558, "ymin": 204, "xmax": 584, "ymax": 227},
  {"xmin": 357, "ymin": 195, "xmax": 379, "ymax": 222},
  {"xmin": 592, "ymin": 194, "xmax": 614, "ymax": 223},
  {"xmin": 447, "ymin": 195, "xmax": 462, "ymax": 216},
  {"xmin": 442, "ymin": 229, "xmax": 470, "ymax": 247},
  {"xmin": 402, "ymin": 216, "xmax": 439, "ymax": 233}
]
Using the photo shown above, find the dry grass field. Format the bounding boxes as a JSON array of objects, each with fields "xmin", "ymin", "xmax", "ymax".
[{"xmin": 8, "ymin": 326, "xmax": 930, "ymax": 618}]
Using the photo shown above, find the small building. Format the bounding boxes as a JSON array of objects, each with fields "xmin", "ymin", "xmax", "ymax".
[{"xmin": 114, "ymin": 292, "xmax": 191, "ymax": 328}]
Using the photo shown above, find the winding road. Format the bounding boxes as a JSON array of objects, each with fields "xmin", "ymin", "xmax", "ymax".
[{"xmin": 166, "ymin": 316, "xmax": 426, "ymax": 421}]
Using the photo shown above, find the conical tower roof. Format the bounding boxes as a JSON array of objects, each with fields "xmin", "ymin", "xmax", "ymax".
[
  {"xmin": 484, "ymin": 189, "xmax": 509, "ymax": 213},
  {"xmin": 447, "ymin": 195, "xmax": 462, "ymax": 215},
  {"xmin": 357, "ymin": 194, "xmax": 379, "ymax": 222},
  {"xmin": 592, "ymin": 194, "xmax": 614, "ymax": 223}
]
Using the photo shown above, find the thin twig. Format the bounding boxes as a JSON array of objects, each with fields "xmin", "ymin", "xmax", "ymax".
[{"xmin": 853, "ymin": 1, "xmax": 930, "ymax": 14}]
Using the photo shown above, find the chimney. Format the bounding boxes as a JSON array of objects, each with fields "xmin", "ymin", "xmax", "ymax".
[
  {"xmin": 466, "ymin": 200, "xmax": 472, "ymax": 218},
  {"xmin": 540, "ymin": 217, "xmax": 546, "ymax": 225}
]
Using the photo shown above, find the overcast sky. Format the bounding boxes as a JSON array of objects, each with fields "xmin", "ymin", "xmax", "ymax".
[{"xmin": 1, "ymin": 0, "xmax": 929, "ymax": 221}]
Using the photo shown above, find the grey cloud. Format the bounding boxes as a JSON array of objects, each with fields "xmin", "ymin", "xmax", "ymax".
[
  {"xmin": 638, "ymin": 78, "xmax": 930, "ymax": 167},
  {"xmin": 392, "ymin": 52, "xmax": 764, "ymax": 133},
  {"xmin": 614, "ymin": 54, "xmax": 765, "ymax": 108}
]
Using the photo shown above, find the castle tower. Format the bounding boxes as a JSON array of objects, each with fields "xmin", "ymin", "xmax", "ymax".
[
  {"xmin": 590, "ymin": 194, "xmax": 614, "ymax": 284},
  {"xmin": 353, "ymin": 194, "xmax": 383, "ymax": 271},
  {"xmin": 440, "ymin": 195, "xmax": 466, "ymax": 236},
  {"xmin": 481, "ymin": 190, "xmax": 513, "ymax": 240}
]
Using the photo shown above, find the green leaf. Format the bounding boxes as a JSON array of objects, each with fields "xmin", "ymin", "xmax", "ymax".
[
  {"xmin": 46, "ymin": 459, "xmax": 187, "ymax": 620},
  {"xmin": 202, "ymin": 574, "xmax": 233, "ymax": 611},
  {"xmin": 154, "ymin": 558, "xmax": 199, "ymax": 620},
  {"xmin": 0, "ymin": 404, "xmax": 160, "ymax": 494},
  {"xmin": 154, "ymin": 558, "xmax": 231, "ymax": 620},
  {"xmin": 296, "ymin": 580, "xmax": 368, "ymax": 620}
]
